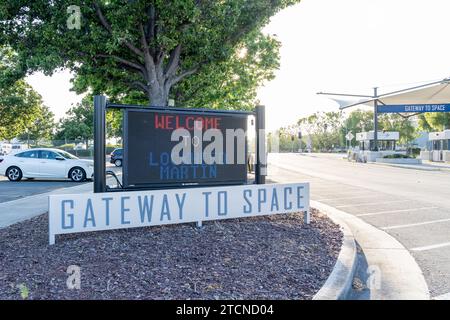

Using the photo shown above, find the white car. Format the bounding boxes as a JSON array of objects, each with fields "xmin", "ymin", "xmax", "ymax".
[{"xmin": 0, "ymin": 148, "xmax": 94, "ymax": 182}]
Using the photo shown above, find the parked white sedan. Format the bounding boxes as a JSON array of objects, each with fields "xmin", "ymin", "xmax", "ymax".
[{"xmin": 0, "ymin": 148, "xmax": 94, "ymax": 182}]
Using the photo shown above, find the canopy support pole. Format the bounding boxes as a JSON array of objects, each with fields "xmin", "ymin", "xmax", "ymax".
[{"xmin": 373, "ymin": 87, "xmax": 379, "ymax": 151}]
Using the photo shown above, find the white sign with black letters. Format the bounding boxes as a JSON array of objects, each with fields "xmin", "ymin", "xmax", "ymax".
[{"xmin": 48, "ymin": 183, "xmax": 309, "ymax": 245}]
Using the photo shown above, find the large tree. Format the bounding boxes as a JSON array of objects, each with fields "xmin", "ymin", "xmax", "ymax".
[
  {"xmin": 17, "ymin": 105, "xmax": 55, "ymax": 142},
  {"xmin": 54, "ymin": 95, "xmax": 122, "ymax": 144},
  {"xmin": 0, "ymin": 0, "xmax": 300, "ymax": 107},
  {"xmin": 0, "ymin": 47, "xmax": 50, "ymax": 141},
  {"xmin": 54, "ymin": 98, "xmax": 94, "ymax": 147},
  {"xmin": 378, "ymin": 114, "xmax": 417, "ymax": 145},
  {"xmin": 297, "ymin": 111, "xmax": 344, "ymax": 151},
  {"xmin": 417, "ymin": 113, "xmax": 450, "ymax": 132},
  {"xmin": 342, "ymin": 109, "xmax": 374, "ymax": 147}
]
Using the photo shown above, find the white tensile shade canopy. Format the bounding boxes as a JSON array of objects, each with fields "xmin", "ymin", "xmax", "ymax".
[
  {"xmin": 378, "ymin": 81, "xmax": 450, "ymax": 106},
  {"xmin": 324, "ymin": 78, "xmax": 450, "ymax": 109}
]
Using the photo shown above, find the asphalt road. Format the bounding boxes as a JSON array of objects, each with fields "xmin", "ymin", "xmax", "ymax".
[
  {"xmin": 0, "ymin": 164, "xmax": 121, "ymax": 203},
  {"xmin": 267, "ymin": 153, "xmax": 450, "ymax": 299}
]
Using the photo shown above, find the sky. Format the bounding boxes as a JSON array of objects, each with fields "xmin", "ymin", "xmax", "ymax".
[{"xmin": 26, "ymin": 0, "xmax": 450, "ymax": 132}]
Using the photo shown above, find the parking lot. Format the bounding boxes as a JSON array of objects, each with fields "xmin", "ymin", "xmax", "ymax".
[
  {"xmin": 268, "ymin": 153, "xmax": 450, "ymax": 299},
  {"xmin": 0, "ymin": 163, "xmax": 121, "ymax": 203},
  {"xmin": 0, "ymin": 177, "xmax": 88, "ymax": 203}
]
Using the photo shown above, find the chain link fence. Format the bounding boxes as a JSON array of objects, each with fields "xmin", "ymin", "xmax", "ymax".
[{"xmin": 3, "ymin": 139, "xmax": 122, "ymax": 159}]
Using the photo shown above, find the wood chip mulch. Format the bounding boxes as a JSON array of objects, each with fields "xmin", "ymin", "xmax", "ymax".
[{"xmin": 0, "ymin": 208, "xmax": 342, "ymax": 300}]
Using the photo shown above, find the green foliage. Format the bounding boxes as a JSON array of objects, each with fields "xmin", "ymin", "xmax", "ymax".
[
  {"xmin": 54, "ymin": 95, "xmax": 122, "ymax": 140},
  {"xmin": 378, "ymin": 113, "xmax": 417, "ymax": 145},
  {"xmin": 297, "ymin": 111, "xmax": 343, "ymax": 151},
  {"xmin": 1, "ymin": 46, "xmax": 55, "ymax": 141},
  {"xmin": 173, "ymin": 32, "xmax": 280, "ymax": 110},
  {"xmin": 54, "ymin": 97, "xmax": 94, "ymax": 141},
  {"xmin": 17, "ymin": 105, "xmax": 55, "ymax": 141},
  {"xmin": 17, "ymin": 283, "xmax": 29, "ymax": 300},
  {"xmin": 273, "ymin": 110, "xmax": 419, "ymax": 152},
  {"xmin": 342, "ymin": 109, "xmax": 373, "ymax": 147},
  {"xmin": 271, "ymin": 129, "xmax": 302, "ymax": 152},
  {"xmin": 0, "ymin": 79, "xmax": 47, "ymax": 140},
  {"xmin": 1, "ymin": 0, "xmax": 301, "ymax": 108},
  {"xmin": 417, "ymin": 113, "xmax": 450, "ymax": 131}
]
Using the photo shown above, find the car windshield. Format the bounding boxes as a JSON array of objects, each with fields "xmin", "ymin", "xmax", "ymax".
[{"xmin": 57, "ymin": 150, "xmax": 79, "ymax": 160}]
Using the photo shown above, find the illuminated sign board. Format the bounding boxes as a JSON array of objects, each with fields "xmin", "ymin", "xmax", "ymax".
[{"xmin": 123, "ymin": 109, "xmax": 249, "ymax": 188}]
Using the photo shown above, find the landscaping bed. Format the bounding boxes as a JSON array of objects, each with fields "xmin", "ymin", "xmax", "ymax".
[{"xmin": 0, "ymin": 209, "xmax": 342, "ymax": 300}]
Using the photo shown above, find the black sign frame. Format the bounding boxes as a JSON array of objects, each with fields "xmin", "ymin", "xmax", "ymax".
[{"xmin": 93, "ymin": 96, "xmax": 266, "ymax": 193}]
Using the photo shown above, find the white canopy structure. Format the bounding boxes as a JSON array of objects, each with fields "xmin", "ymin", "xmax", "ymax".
[
  {"xmin": 321, "ymin": 78, "xmax": 450, "ymax": 110},
  {"xmin": 318, "ymin": 78, "xmax": 450, "ymax": 152}
]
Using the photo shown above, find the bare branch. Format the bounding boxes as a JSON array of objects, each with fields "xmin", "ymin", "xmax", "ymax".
[
  {"xmin": 131, "ymin": 81, "xmax": 149, "ymax": 93},
  {"xmin": 164, "ymin": 44, "xmax": 181, "ymax": 77},
  {"xmin": 146, "ymin": 5, "xmax": 156, "ymax": 42},
  {"xmin": 93, "ymin": 2, "xmax": 144, "ymax": 57},
  {"xmin": 139, "ymin": 23, "xmax": 151, "ymax": 55},
  {"xmin": 96, "ymin": 54, "xmax": 146, "ymax": 74},
  {"xmin": 169, "ymin": 66, "xmax": 199, "ymax": 86}
]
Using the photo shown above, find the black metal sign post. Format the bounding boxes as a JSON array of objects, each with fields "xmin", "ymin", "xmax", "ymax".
[
  {"xmin": 94, "ymin": 95, "xmax": 107, "ymax": 193},
  {"xmin": 255, "ymin": 105, "xmax": 266, "ymax": 185},
  {"xmin": 93, "ymin": 95, "xmax": 266, "ymax": 193}
]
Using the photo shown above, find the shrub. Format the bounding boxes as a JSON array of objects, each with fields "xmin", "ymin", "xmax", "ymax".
[
  {"xmin": 383, "ymin": 154, "xmax": 411, "ymax": 159},
  {"xmin": 407, "ymin": 147, "xmax": 421, "ymax": 158}
]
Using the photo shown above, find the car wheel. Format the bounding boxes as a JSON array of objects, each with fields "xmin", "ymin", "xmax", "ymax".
[
  {"xmin": 6, "ymin": 166, "xmax": 22, "ymax": 182},
  {"xmin": 114, "ymin": 159, "xmax": 122, "ymax": 167},
  {"xmin": 69, "ymin": 167, "xmax": 86, "ymax": 182}
]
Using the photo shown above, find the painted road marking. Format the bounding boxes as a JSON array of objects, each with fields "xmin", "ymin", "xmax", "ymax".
[
  {"xmin": 411, "ymin": 242, "xmax": 450, "ymax": 252},
  {"xmin": 356, "ymin": 207, "xmax": 438, "ymax": 217},
  {"xmin": 434, "ymin": 292, "xmax": 450, "ymax": 300},
  {"xmin": 313, "ymin": 191, "xmax": 373, "ymax": 197},
  {"xmin": 382, "ymin": 218, "xmax": 450, "ymax": 230},
  {"xmin": 315, "ymin": 194, "xmax": 383, "ymax": 201},
  {"xmin": 336, "ymin": 199, "xmax": 410, "ymax": 209}
]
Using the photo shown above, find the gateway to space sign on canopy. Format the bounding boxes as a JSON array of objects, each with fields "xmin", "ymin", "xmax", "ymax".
[{"xmin": 377, "ymin": 104, "xmax": 450, "ymax": 114}]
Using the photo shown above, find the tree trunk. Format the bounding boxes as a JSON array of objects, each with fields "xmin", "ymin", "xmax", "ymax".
[{"xmin": 148, "ymin": 85, "xmax": 168, "ymax": 107}]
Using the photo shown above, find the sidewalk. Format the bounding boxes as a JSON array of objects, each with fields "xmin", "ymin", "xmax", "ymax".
[
  {"xmin": 0, "ymin": 175, "xmax": 120, "ymax": 228},
  {"xmin": 372, "ymin": 161, "xmax": 450, "ymax": 172},
  {"xmin": 0, "ymin": 182, "xmax": 93, "ymax": 228}
]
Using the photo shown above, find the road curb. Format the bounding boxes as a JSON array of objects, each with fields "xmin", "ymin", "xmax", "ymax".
[
  {"xmin": 370, "ymin": 162, "xmax": 446, "ymax": 172},
  {"xmin": 312, "ymin": 200, "xmax": 358, "ymax": 300},
  {"xmin": 311, "ymin": 200, "xmax": 430, "ymax": 300}
]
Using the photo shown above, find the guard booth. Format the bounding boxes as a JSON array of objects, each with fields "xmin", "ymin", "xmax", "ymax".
[
  {"xmin": 319, "ymin": 77, "xmax": 450, "ymax": 163},
  {"xmin": 355, "ymin": 131, "xmax": 402, "ymax": 162},
  {"xmin": 421, "ymin": 130, "xmax": 450, "ymax": 162}
]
